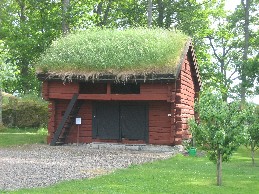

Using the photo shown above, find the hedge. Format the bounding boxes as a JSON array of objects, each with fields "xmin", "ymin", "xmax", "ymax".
[{"xmin": 2, "ymin": 96, "xmax": 48, "ymax": 128}]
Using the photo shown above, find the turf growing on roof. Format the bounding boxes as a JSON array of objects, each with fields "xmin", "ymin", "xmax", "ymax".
[{"xmin": 36, "ymin": 28, "xmax": 189, "ymax": 80}]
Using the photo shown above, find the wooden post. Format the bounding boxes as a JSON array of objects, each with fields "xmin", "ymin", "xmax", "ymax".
[
  {"xmin": 107, "ymin": 82, "xmax": 111, "ymax": 94},
  {"xmin": 76, "ymin": 116, "xmax": 81, "ymax": 146},
  {"xmin": 77, "ymin": 125, "xmax": 79, "ymax": 146}
]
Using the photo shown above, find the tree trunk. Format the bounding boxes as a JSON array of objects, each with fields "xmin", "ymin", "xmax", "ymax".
[
  {"xmin": 20, "ymin": 60, "xmax": 30, "ymax": 94},
  {"xmin": 17, "ymin": 0, "xmax": 30, "ymax": 94},
  {"xmin": 0, "ymin": 88, "xmax": 3, "ymax": 126},
  {"xmin": 217, "ymin": 149, "xmax": 222, "ymax": 186},
  {"xmin": 17, "ymin": 0, "xmax": 26, "ymax": 22},
  {"xmin": 157, "ymin": 0, "xmax": 164, "ymax": 27},
  {"xmin": 101, "ymin": 0, "xmax": 112, "ymax": 27},
  {"xmin": 251, "ymin": 142, "xmax": 255, "ymax": 166},
  {"xmin": 241, "ymin": 0, "xmax": 250, "ymax": 105},
  {"xmin": 95, "ymin": 1, "xmax": 103, "ymax": 26},
  {"xmin": 147, "ymin": 0, "xmax": 152, "ymax": 28},
  {"xmin": 62, "ymin": 0, "xmax": 70, "ymax": 36}
]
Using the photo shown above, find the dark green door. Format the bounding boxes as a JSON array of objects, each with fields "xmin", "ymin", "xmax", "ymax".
[
  {"xmin": 93, "ymin": 102, "xmax": 148, "ymax": 141},
  {"xmin": 120, "ymin": 104, "xmax": 147, "ymax": 140},
  {"xmin": 92, "ymin": 102, "xmax": 120, "ymax": 140}
]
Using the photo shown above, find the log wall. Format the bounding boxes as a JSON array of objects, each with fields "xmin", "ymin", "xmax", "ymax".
[
  {"xmin": 174, "ymin": 56, "xmax": 198, "ymax": 145},
  {"xmin": 149, "ymin": 101, "xmax": 172, "ymax": 145},
  {"xmin": 47, "ymin": 100, "xmax": 173, "ymax": 145},
  {"xmin": 42, "ymin": 82, "xmax": 172, "ymax": 101},
  {"xmin": 66, "ymin": 101, "xmax": 93, "ymax": 143}
]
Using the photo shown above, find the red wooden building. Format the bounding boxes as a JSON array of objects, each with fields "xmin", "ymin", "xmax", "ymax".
[{"xmin": 38, "ymin": 40, "xmax": 201, "ymax": 146}]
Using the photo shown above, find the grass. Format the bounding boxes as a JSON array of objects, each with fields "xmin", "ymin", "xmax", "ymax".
[
  {"xmin": 36, "ymin": 28, "xmax": 189, "ymax": 80},
  {"xmin": 2, "ymin": 146, "xmax": 259, "ymax": 194},
  {"xmin": 0, "ymin": 127, "xmax": 47, "ymax": 147}
]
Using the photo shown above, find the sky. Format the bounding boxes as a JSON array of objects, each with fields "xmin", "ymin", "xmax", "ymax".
[{"xmin": 225, "ymin": 0, "xmax": 240, "ymax": 12}]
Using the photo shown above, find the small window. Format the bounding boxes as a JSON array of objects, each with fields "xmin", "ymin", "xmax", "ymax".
[
  {"xmin": 79, "ymin": 83, "xmax": 107, "ymax": 94},
  {"xmin": 111, "ymin": 83, "xmax": 140, "ymax": 94}
]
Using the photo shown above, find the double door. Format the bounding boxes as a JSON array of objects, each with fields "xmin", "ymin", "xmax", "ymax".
[{"xmin": 92, "ymin": 102, "xmax": 148, "ymax": 142}]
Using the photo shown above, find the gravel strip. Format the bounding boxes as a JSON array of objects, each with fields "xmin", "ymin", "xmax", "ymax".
[{"xmin": 0, "ymin": 144, "xmax": 180, "ymax": 191}]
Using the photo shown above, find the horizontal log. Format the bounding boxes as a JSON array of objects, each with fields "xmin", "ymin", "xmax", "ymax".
[
  {"xmin": 65, "ymin": 136, "xmax": 92, "ymax": 143},
  {"xmin": 149, "ymin": 127, "xmax": 171, "ymax": 133},
  {"xmin": 149, "ymin": 121, "xmax": 171, "ymax": 127},
  {"xmin": 149, "ymin": 132, "xmax": 170, "ymax": 139},
  {"xmin": 149, "ymin": 139, "xmax": 171, "ymax": 145},
  {"xmin": 78, "ymin": 130, "xmax": 92, "ymax": 137},
  {"xmin": 174, "ymin": 138, "xmax": 182, "ymax": 145},
  {"xmin": 48, "ymin": 93, "xmax": 169, "ymax": 101}
]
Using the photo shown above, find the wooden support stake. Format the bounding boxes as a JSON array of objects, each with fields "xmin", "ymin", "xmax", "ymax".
[{"xmin": 77, "ymin": 125, "xmax": 79, "ymax": 146}]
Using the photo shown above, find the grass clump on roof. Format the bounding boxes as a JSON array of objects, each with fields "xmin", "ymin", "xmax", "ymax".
[{"xmin": 36, "ymin": 28, "xmax": 189, "ymax": 80}]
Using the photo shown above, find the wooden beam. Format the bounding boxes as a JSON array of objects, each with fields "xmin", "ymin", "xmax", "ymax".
[
  {"xmin": 107, "ymin": 82, "xmax": 111, "ymax": 94},
  {"xmin": 48, "ymin": 93, "xmax": 168, "ymax": 101}
]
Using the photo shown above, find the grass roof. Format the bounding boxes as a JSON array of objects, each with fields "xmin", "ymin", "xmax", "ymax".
[{"xmin": 36, "ymin": 28, "xmax": 189, "ymax": 80}]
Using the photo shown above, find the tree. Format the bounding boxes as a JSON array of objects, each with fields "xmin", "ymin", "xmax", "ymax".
[
  {"xmin": 204, "ymin": 4, "xmax": 239, "ymax": 101},
  {"xmin": 228, "ymin": 0, "xmax": 259, "ymax": 103},
  {"xmin": 0, "ymin": 0, "xmax": 62, "ymax": 95},
  {"xmin": 244, "ymin": 104, "xmax": 259, "ymax": 166},
  {"xmin": 0, "ymin": 40, "xmax": 17, "ymax": 126},
  {"xmin": 189, "ymin": 90, "xmax": 246, "ymax": 186}
]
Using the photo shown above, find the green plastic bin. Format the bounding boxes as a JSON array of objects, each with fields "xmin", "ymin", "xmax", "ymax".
[{"xmin": 189, "ymin": 147, "xmax": 197, "ymax": 156}]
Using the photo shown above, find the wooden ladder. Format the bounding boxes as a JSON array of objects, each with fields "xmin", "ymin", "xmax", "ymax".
[{"xmin": 50, "ymin": 94, "xmax": 83, "ymax": 146}]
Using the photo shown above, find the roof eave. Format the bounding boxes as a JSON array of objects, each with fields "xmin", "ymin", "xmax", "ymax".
[
  {"xmin": 174, "ymin": 39, "xmax": 202, "ymax": 91},
  {"xmin": 37, "ymin": 73, "xmax": 177, "ymax": 83}
]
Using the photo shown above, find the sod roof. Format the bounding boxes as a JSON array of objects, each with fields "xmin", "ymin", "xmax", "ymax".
[{"xmin": 36, "ymin": 28, "xmax": 191, "ymax": 81}]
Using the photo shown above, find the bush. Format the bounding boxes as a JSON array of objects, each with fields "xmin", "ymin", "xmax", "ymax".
[
  {"xmin": 2, "ymin": 95, "xmax": 48, "ymax": 128},
  {"xmin": 0, "ymin": 123, "xmax": 6, "ymax": 131}
]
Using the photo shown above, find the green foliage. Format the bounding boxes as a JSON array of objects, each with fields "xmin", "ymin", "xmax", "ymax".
[
  {"xmin": 4, "ymin": 147, "xmax": 259, "ymax": 193},
  {"xmin": 243, "ymin": 104, "xmax": 259, "ymax": 164},
  {"xmin": 189, "ymin": 90, "xmax": 246, "ymax": 163},
  {"xmin": 2, "ymin": 96, "xmax": 48, "ymax": 128},
  {"xmin": 36, "ymin": 28, "xmax": 189, "ymax": 79},
  {"xmin": 0, "ymin": 0, "xmax": 62, "ymax": 94},
  {"xmin": 37, "ymin": 127, "xmax": 48, "ymax": 136},
  {"xmin": 244, "ymin": 104, "xmax": 259, "ymax": 146}
]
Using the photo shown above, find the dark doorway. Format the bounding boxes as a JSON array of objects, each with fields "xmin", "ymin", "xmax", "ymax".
[
  {"xmin": 120, "ymin": 105, "xmax": 147, "ymax": 140},
  {"xmin": 92, "ymin": 102, "xmax": 120, "ymax": 139},
  {"xmin": 92, "ymin": 102, "xmax": 148, "ymax": 142}
]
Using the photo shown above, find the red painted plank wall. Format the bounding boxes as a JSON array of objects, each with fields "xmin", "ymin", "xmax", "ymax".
[
  {"xmin": 48, "ymin": 81, "xmax": 79, "ymax": 96},
  {"xmin": 47, "ymin": 100, "xmax": 56, "ymax": 143},
  {"xmin": 47, "ymin": 100, "xmax": 93, "ymax": 144},
  {"xmin": 149, "ymin": 101, "xmax": 172, "ymax": 145},
  {"xmin": 174, "ymin": 56, "xmax": 196, "ymax": 145},
  {"xmin": 47, "ymin": 100, "xmax": 175, "ymax": 145},
  {"xmin": 141, "ymin": 83, "xmax": 170, "ymax": 95},
  {"xmin": 47, "ymin": 100, "xmax": 69, "ymax": 143},
  {"xmin": 43, "ymin": 82, "xmax": 170, "ymax": 98},
  {"xmin": 42, "ymin": 82, "xmax": 49, "ymax": 100},
  {"xmin": 65, "ymin": 101, "xmax": 92, "ymax": 143}
]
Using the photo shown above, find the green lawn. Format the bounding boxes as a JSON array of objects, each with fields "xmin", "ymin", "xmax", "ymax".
[
  {"xmin": 2, "ymin": 146, "xmax": 258, "ymax": 194},
  {"xmin": 0, "ymin": 127, "xmax": 47, "ymax": 147}
]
